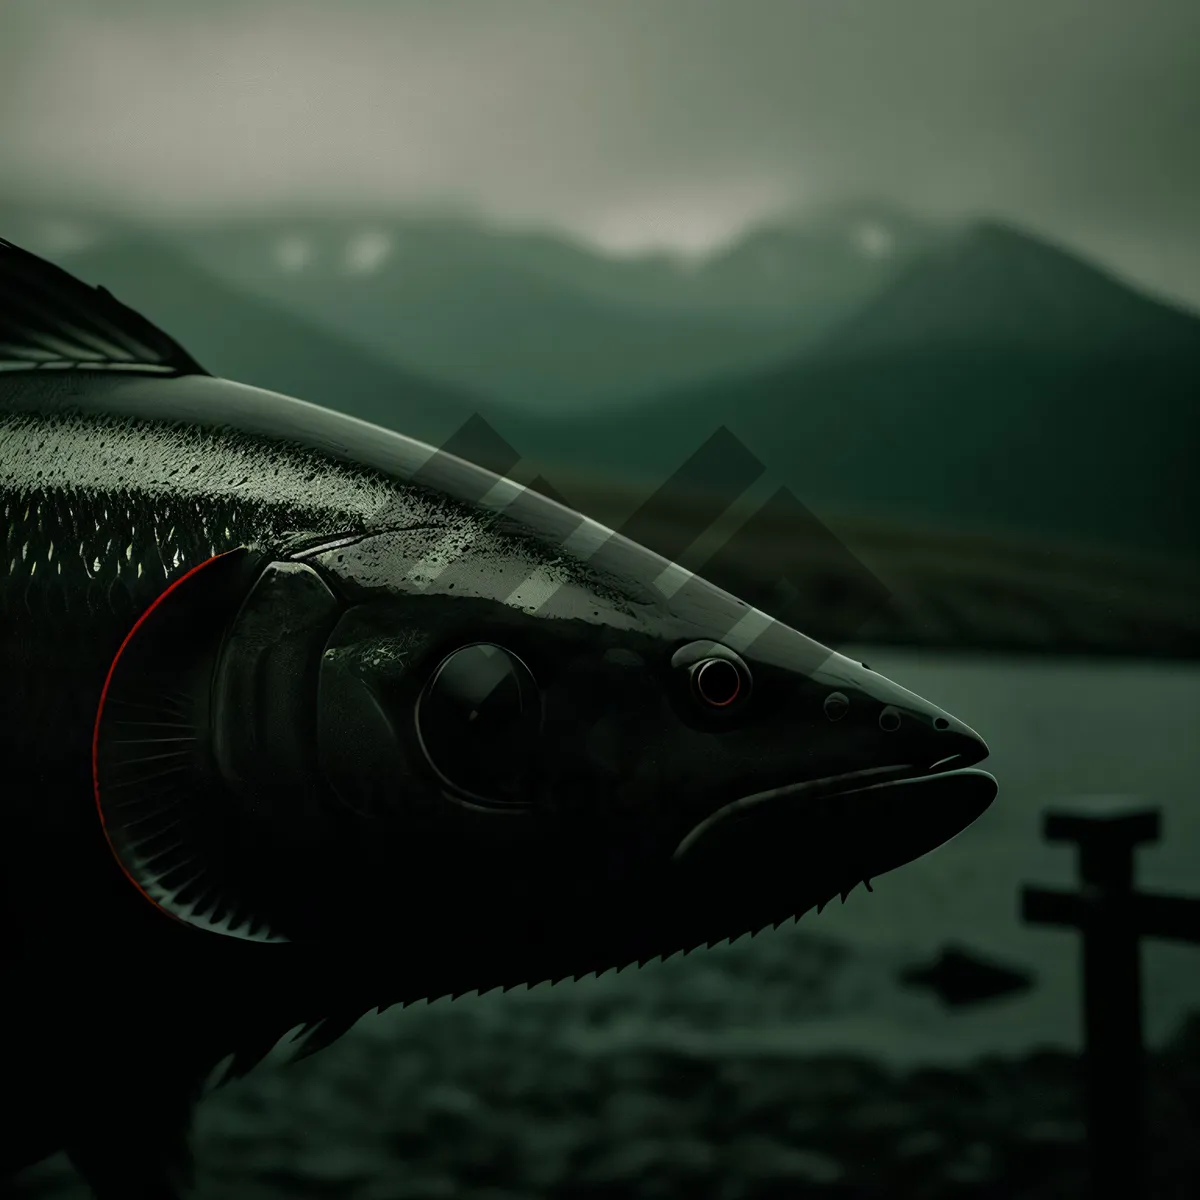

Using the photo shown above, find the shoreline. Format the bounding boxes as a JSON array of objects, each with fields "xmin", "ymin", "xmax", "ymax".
[{"xmin": 14, "ymin": 1008, "xmax": 1197, "ymax": 1199}]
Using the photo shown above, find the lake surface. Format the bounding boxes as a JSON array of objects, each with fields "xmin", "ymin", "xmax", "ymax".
[{"xmin": 761, "ymin": 646, "xmax": 1200, "ymax": 1065}]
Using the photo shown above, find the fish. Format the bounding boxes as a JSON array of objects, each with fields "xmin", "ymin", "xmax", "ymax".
[{"xmin": 0, "ymin": 236, "xmax": 997, "ymax": 1198}]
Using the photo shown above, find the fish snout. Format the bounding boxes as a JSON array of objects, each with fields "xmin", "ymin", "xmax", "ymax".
[
  {"xmin": 921, "ymin": 710, "xmax": 990, "ymax": 774},
  {"xmin": 840, "ymin": 660, "xmax": 990, "ymax": 774}
]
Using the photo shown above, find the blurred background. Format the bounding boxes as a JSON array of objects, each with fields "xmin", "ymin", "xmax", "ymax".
[{"xmin": 4, "ymin": 1, "xmax": 1199, "ymax": 1197}]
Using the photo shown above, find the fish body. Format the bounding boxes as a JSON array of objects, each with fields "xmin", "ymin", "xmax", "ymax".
[{"xmin": 0, "ymin": 239, "xmax": 996, "ymax": 1197}]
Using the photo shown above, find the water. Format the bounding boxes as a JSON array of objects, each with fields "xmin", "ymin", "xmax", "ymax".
[{"xmin": 795, "ymin": 646, "xmax": 1200, "ymax": 1065}]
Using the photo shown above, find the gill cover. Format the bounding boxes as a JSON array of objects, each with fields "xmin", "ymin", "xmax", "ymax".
[
  {"xmin": 92, "ymin": 547, "xmax": 348, "ymax": 942},
  {"xmin": 91, "ymin": 534, "xmax": 544, "ymax": 942}
]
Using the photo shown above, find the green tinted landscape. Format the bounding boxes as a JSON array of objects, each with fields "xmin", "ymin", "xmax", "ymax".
[{"xmin": 5, "ymin": 201, "xmax": 1197, "ymax": 658}]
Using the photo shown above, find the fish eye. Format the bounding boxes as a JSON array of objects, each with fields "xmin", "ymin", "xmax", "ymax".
[
  {"xmin": 691, "ymin": 657, "xmax": 742, "ymax": 708},
  {"xmin": 415, "ymin": 643, "xmax": 542, "ymax": 809}
]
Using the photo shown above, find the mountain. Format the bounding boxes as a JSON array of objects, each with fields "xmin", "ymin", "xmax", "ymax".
[
  {"xmin": 40, "ymin": 232, "xmax": 485, "ymax": 449},
  {"xmin": 165, "ymin": 216, "xmax": 816, "ymax": 413},
  {"xmin": 505, "ymin": 222, "xmax": 1200, "ymax": 561},
  {"xmin": 8, "ymin": 206, "xmax": 1194, "ymax": 561},
  {"xmin": 163, "ymin": 208, "xmax": 937, "ymax": 412},
  {"xmin": 0, "ymin": 201, "xmax": 945, "ymax": 413},
  {"xmin": 683, "ymin": 199, "xmax": 943, "ymax": 320},
  {"xmin": 472, "ymin": 198, "xmax": 941, "ymax": 321},
  {"xmin": 816, "ymin": 220, "xmax": 1200, "ymax": 360},
  {"xmin": 6, "ymin": 209, "xmax": 1197, "ymax": 655}
]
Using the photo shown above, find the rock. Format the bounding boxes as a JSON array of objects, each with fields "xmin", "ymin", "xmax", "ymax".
[{"xmin": 899, "ymin": 945, "xmax": 1035, "ymax": 1007}]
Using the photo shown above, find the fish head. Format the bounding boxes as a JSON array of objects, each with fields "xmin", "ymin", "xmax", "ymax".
[
  {"xmin": 283, "ymin": 501, "xmax": 995, "ymax": 980},
  {"xmin": 3, "ymin": 231, "xmax": 995, "ymax": 995},
  {"xmin": 92, "ymin": 484, "xmax": 995, "ymax": 989}
]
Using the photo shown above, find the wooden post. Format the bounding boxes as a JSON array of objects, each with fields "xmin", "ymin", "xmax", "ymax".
[
  {"xmin": 1023, "ymin": 798, "xmax": 1200, "ymax": 1200},
  {"xmin": 1021, "ymin": 799, "xmax": 1160, "ymax": 1200}
]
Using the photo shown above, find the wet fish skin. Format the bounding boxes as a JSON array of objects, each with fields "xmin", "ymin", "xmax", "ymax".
[
  {"xmin": 0, "ymin": 402, "xmax": 411, "ymax": 1193},
  {"xmin": 0, "ymin": 238, "xmax": 996, "ymax": 1198}
]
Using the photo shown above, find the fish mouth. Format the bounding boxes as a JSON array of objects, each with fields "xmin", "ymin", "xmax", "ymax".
[{"xmin": 671, "ymin": 750, "xmax": 996, "ymax": 910}]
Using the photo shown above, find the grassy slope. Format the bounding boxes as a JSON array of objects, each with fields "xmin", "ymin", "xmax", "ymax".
[{"xmin": 499, "ymin": 353, "xmax": 1200, "ymax": 565}]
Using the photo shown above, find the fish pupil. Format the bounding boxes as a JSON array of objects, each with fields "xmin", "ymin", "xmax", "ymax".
[
  {"xmin": 693, "ymin": 657, "xmax": 741, "ymax": 707},
  {"xmin": 416, "ymin": 643, "xmax": 541, "ymax": 806}
]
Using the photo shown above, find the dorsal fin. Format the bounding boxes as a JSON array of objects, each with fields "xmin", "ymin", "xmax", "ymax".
[{"xmin": 0, "ymin": 237, "xmax": 209, "ymax": 376}]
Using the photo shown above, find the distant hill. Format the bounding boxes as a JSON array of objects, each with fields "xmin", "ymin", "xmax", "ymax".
[
  {"xmin": 816, "ymin": 220, "xmax": 1200, "ymax": 360},
  {"xmin": 687, "ymin": 199, "xmax": 942, "ymax": 320},
  {"xmin": 166, "ymin": 207, "xmax": 940, "ymax": 412},
  {"xmin": 169, "ymin": 217, "xmax": 817, "ymax": 413},
  {"xmin": 4, "ymin": 202, "xmax": 940, "ymax": 412},
  {"xmin": 44, "ymin": 234, "xmax": 484, "ymax": 449},
  {"xmin": 505, "ymin": 222, "xmax": 1200, "ymax": 561},
  {"xmin": 9, "ymin": 207, "xmax": 1195, "ymax": 563},
  {"xmin": 5, "ymin": 207, "xmax": 1197, "ymax": 654},
  {"xmin": 523, "ymin": 475, "xmax": 1200, "ymax": 660}
]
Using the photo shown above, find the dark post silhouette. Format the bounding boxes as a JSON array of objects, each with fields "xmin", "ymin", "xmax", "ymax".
[{"xmin": 1022, "ymin": 797, "xmax": 1200, "ymax": 1200}]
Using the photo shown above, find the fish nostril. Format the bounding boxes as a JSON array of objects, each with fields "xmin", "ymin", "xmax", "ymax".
[
  {"xmin": 879, "ymin": 707, "xmax": 901, "ymax": 732},
  {"xmin": 934, "ymin": 717, "xmax": 950, "ymax": 731},
  {"xmin": 824, "ymin": 691, "xmax": 849, "ymax": 722}
]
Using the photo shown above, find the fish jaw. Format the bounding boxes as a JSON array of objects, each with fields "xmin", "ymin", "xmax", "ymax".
[
  {"xmin": 654, "ymin": 649, "xmax": 995, "ymax": 948},
  {"xmin": 671, "ymin": 764, "xmax": 995, "ymax": 920}
]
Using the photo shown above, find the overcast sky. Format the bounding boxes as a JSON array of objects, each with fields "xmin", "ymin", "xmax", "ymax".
[{"xmin": 3, "ymin": 0, "xmax": 1200, "ymax": 307}]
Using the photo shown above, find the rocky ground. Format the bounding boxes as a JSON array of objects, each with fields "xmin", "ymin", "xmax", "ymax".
[{"xmin": 11, "ymin": 932, "xmax": 1199, "ymax": 1199}]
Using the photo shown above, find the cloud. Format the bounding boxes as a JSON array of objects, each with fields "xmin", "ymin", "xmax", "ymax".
[{"xmin": 2, "ymin": 0, "xmax": 1199, "ymax": 303}]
